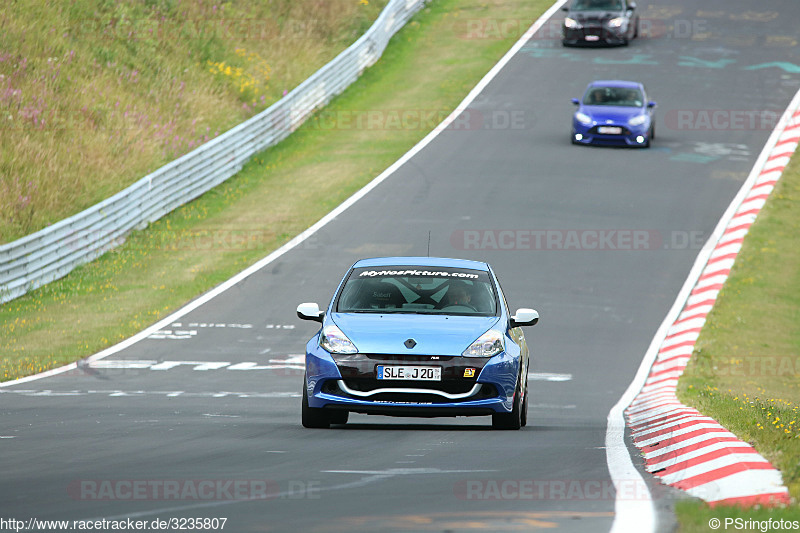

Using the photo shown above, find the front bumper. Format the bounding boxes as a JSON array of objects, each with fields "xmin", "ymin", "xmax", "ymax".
[
  {"xmin": 572, "ymin": 121, "xmax": 649, "ymax": 147},
  {"xmin": 304, "ymin": 337, "xmax": 521, "ymax": 417},
  {"xmin": 562, "ymin": 26, "xmax": 628, "ymax": 46}
]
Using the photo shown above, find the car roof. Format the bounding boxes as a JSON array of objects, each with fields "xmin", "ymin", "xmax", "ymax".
[
  {"xmin": 352, "ymin": 256, "xmax": 490, "ymax": 271},
  {"xmin": 587, "ymin": 80, "xmax": 644, "ymax": 90}
]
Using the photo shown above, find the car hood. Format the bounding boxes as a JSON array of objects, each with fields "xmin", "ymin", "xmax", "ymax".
[
  {"xmin": 569, "ymin": 10, "xmax": 623, "ymax": 21},
  {"xmin": 581, "ymin": 104, "xmax": 644, "ymax": 122},
  {"xmin": 330, "ymin": 313, "xmax": 501, "ymax": 356}
]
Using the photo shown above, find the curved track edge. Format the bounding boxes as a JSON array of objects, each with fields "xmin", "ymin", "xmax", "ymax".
[{"xmin": 609, "ymin": 88, "xmax": 800, "ymax": 521}]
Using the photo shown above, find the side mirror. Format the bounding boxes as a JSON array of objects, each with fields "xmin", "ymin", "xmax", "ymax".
[
  {"xmin": 571, "ymin": 98, "xmax": 580, "ymax": 105},
  {"xmin": 510, "ymin": 308, "xmax": 539, "ymax": 328},
  {"xmin": 628, "ymin": 1, "xmax": 637, "ymax": 10},
  {"xmin": 561, "ymin": 6, "xmax": 569, "ymax": 12},
  {"xmin": 647, "ymin": 101, "xmax": 656, "ymax": 108},
  {"xmin": 297, "ymin": 302, "xmax": 324, "ymax": 323}
]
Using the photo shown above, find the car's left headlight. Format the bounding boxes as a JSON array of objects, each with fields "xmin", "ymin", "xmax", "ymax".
[
  {"xmin": 575, "ymin": 111, "xmax": 593, "ymax": 125},
  {"xmin": 564, "ymin": 17, "xmax": 582, "ymax": 29},
  {"xmin": 628, "ymin": 114, "xmax": 648, "ymax": 126},
  {"xmin": 463, "ymin": 330, "xmax": 505, "ymax": 357},
  {"xmin": 607, "ymin": 17, "xmax": 625, "ymax": 28}
]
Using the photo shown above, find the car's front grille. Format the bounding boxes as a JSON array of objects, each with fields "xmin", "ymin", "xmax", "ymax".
[
  {"xmin": 588, "ymin": 125, "xmax": 631, "ymax": 135},
  {"xmin": 331, "ymin": 353, "xmax": 490, "ymax": 382},
  {"xmin": 361, "ymin": 353, "xmax": 456, "ymax": 362}
]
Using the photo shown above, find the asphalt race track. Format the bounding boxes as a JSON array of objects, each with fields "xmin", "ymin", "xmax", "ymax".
[{"xmin": 2, "ymin": 1, "xmax": 800, "ymax": 531}]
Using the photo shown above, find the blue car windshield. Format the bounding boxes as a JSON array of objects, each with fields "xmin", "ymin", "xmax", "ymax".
[
  {"xmin": 584, "ymin": 87, "xmax": 643, "ymax": 107},
  {"xmin": 336, "ymin": 266, "xmax": 498, "ymax": 316},
  {"xmin": 572, "ymin": 0, "xmax": 623, "ymax": 10}
]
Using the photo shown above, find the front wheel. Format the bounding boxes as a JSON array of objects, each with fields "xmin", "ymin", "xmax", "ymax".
[
  {"xmin": 492, "ymin": 380, "xmax": 524, "ymax": 430},
  {"xmin": 521, "ymin": 382, "xmax": 529, "ymax": 427},
  {"xmin": 329, "ymin": 410, "xmax": 349, "ymax": 425},
  {"xmin": 302, "ymin": 378, "xmax": 331, "ymax": 429}
]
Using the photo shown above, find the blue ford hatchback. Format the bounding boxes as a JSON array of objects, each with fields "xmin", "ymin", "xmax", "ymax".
[
  {"xmin": 297, "ymin": 257, "xmax": 539, "ymax": 429},
  {"xmin": 571, "ymin": 80, "xmax": 656, "ymax": 147}
]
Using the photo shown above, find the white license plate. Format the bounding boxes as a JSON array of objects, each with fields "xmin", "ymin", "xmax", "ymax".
[
  {"xmin": 598, "ymin": 126, "xmax": 622, "ymax": 134},
  {"xmin": 377, "ymin": 365, "xmax": 441, "ymax": 381},
  {"xmin": 585, "ymin": 35, "xmax": 600, "ymax": 41}
]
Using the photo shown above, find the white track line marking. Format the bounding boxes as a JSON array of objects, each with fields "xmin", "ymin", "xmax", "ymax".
[{"xmin": 528, "ymin": 372, "xmax": 572, "ymax": 381}]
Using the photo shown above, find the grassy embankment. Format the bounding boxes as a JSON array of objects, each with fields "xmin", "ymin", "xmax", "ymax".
[
  {"xmin": 675, "ymin": 150, "xmax": 800, "ymax": 529},
  {"xmin": 1, "ymin": 0, "xmax": 554, "ymax": 380},
  {"xmin": 0, "ymin": 0, "xmax": 387, "ymax": 242}
]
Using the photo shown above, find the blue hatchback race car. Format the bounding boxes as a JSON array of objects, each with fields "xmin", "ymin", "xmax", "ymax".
[
  {"xmin": 571, "ymin": 80, "xmax": 656, "ymax": 147},
  {"xmin": 297, "ymin": 257, "xmax": 539, "ymax": 430}
]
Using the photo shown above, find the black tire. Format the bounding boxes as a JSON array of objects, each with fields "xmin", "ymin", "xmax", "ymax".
[
  {"xmin": 633, "ymin": 19, "xmax": 639, "ymax": 38},
  {"xmin": 492, "ymin": 380, "xmax": 524, "ymax": 430},
  {"xmin": 650, "ymin": 122, "xmax": 655, "ymax": 140},
  {"xmin": 302, "ymin": 378, "xmax": 330, "ymax": 429},
  {"xmin": 329, "ymin": 410, "xmax": 349, "ymax": 425},
  {"xmin": 521, "ymin": 381, "xmax": 529, "ymax": 427}
]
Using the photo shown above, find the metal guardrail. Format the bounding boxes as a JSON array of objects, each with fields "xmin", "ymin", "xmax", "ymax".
[{"xmin": 0, "ymin": 0, "xmax": 427, "ymax": 304}]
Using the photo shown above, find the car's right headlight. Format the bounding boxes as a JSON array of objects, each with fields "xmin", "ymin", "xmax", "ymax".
[
  {"xmin": 607, "ymin": 17, "xmax": 625, "ymax": 28},
  {"xmin": 575, "ymin": 111, "xmax": 593, "ymax": 125},
  {"xmin": 628, "ymin": 114, "xmax": 648, "ymax": 126},
  {"xmin": 319, "ymin": 325, "xmax": 358, "ymax": 354},
  {"xmin": 564, "ymin": 17, "xmax": 582, "ymax": 29},
  {"xmin": 463, "ymin": 330, "xmax": 505, "ymax": 358}
]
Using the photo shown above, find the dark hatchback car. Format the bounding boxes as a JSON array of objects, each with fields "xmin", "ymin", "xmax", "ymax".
[{"xmin": 562, "ymin": 0, "xmax": 640, "ymax": 46}]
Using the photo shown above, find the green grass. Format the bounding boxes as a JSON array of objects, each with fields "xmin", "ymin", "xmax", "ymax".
[
  {"xmin": 675, "ymin": 151, "xmax": 800, "ymax": 527},
  {"xmin": 675, "ymin": 500, "xmax": 800, "ymax": 533},
  {"xmin": 0, "ymin": 0, "xmax": 388, "ymax": 242},
  {"xmin": 1, "ymin": 0, "xmax": 554, "ymax": 380}
]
